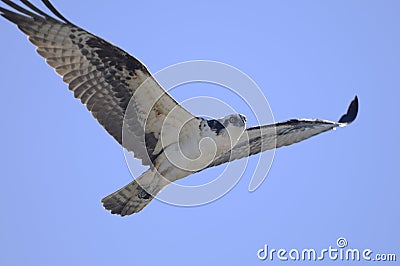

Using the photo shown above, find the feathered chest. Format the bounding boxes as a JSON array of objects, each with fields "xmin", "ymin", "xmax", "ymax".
[{"xmin": 157, "ymin": 119, "xmax": 231, "ymax": 172}]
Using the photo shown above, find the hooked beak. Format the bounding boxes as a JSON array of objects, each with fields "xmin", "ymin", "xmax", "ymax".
[{"xmin": 239, "ymin": 114, "xmax": 247, "ymax": 123}]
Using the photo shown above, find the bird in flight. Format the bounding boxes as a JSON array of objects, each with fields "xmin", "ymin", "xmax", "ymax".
[{"xmin": 0, "ymin": 0, "xmax": 358, "ymax": 216}]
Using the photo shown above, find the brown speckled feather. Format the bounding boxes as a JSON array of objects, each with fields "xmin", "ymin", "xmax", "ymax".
[{"xmin": 0, "ymin": 0, "xmax": 194, "ymax": 166}]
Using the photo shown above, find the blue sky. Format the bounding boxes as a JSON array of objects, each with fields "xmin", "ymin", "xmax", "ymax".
[{"xmin": 0, "ymin": 0, "xmax": 398, "ymax": 265}]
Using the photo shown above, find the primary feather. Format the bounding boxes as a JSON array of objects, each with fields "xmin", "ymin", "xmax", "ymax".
[{"xmin": 0, "ymin": 1, "xmax": 358, "ymax": 216}]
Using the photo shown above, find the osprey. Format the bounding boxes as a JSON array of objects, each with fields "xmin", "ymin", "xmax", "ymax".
[{"xmin": 0, "ymin": 0, "xmax": 358, "ymax": 216}]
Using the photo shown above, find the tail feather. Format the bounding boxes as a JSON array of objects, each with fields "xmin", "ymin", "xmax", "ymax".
[
  {"xmin": 101, "ymin": 170, "xmax": 166, "ymax": 216},
  {"xmin": 101, "ymin": 180, "xmax": 152, "ymax": 216}
]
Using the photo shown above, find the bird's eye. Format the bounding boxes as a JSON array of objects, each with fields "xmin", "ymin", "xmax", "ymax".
[{"xmin": 229, "ymin": 117, "xmax": 235, "ymax": 123}]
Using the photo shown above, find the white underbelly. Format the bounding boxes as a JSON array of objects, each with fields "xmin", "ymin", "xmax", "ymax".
[{"xmin": 155, "ymin": 140, "xmax": 218, "ymax": 182}]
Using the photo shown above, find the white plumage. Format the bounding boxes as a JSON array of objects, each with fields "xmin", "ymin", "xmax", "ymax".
[{"xmin": 0, "ymin": 0, "xmax": 358, "ymax": 216}]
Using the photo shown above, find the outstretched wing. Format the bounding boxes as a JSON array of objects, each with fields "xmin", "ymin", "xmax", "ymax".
[
  {"xmin": 205, "ymin": 96, "xmax": 359, "ymax": 169},
  {"xmin": 0, "ymin": 0, "xmax": 195, "ymax": 165}
]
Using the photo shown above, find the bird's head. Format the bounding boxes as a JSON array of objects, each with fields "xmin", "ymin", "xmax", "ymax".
[
  {"xmin": 219, "ymin": 113, "xmax": 247, "ymax": 130},
  {"xmin": 204, "ymin": 114, "xmax": 246, "ymax": 147}
]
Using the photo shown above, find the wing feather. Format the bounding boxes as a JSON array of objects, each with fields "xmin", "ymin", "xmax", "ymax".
[
  {"xmin": 0, "ymin": 0, "xmax": 195, "ymax": 166},
  {"xmin": 205, "ymin": 96, "xmax": 358, "ymax": 169}
]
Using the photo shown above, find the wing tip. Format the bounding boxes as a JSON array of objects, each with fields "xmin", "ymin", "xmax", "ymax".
[
  {"xmin": 338, "ymin": 95, "xmax": 359, "ymax": 124},
  {"xmin": 0, "ymin": 0, "xmax": 72, "ymax": 24}
]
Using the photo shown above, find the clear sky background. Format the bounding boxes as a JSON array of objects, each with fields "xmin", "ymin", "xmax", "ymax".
[{"xmin": 0, "ymin": 0, "xmax": 398, "ymax": 265}]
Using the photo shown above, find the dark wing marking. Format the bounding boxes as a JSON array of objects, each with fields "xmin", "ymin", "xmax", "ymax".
[
  {"xmin": 338, "ymin": 95, "xmax": 359, "ymax": 123},
  {"xmin": 204, "ymin": 96, "xmax": 359, "ymax": 169},
  {"xmin": 0, "ymin": 0, "xmax": 195, "ymax": 166}
]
